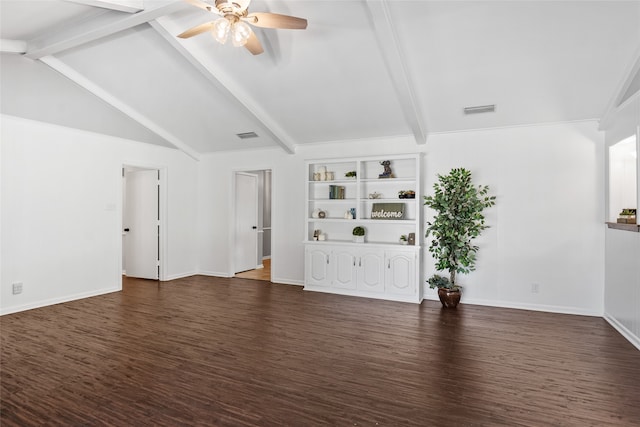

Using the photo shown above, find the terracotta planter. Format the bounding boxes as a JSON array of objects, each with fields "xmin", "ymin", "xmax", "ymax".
[{"xmin": 438, "ymin": 288, "xmax": 461, "ymax": 308}]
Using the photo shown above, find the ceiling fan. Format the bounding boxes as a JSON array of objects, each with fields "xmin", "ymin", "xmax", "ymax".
[{"xmin": 178, "ymin": 0, "xmax": 308, "ymax": 55}]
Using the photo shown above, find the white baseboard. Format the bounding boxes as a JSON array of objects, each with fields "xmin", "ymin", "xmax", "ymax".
[
  {"xmin": 604, "ymin": 313, "xmax": 640, "ymax": 351},
  {"xmin": 163, "ymin": 271, "xmax": 198, "ymax": 281},
  {"xmin": 423, "ymin": 295, "xmax": 602, "ymax": 317},
  {"xmin": 0, "ymin": 287, "xmax": 120, "ymax": 316},
  {"xmin": 272, "ymin": 277, "xmax": 304, "ymax": 286},
  {"xmin": 197, "ymin": 270, "xmax": 234, "ymax": 278}
]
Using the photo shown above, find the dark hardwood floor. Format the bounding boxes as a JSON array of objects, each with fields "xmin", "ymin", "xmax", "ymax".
[{"xmin": 2, "ymin": 276, "xmax": 639, "ymax": 426}]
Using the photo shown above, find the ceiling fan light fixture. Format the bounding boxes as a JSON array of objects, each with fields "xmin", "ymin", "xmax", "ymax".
[
  {"xmin": 212, "ymin": 17, "xmax": 231, "ymax": 44},
  {"xmin": 231, "ymin": 21, "xmax": 252, "ymax": 47}
]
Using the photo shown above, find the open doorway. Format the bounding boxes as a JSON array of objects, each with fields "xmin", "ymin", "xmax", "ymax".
[
  {"xmin": 121, "ymin": 165, "xmax": 165, "ymax": 281},
  {"xmin": 233, "ymin": 169, "xmax": 272, "ymax": 282}
]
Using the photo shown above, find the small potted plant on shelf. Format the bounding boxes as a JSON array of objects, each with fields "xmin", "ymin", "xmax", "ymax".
[
  {"xmin": 617, "ymin": 208, "xmax": 637, "ymax": 224},
  {"xmin": 352, "ymin": 226, "xmax": 366, "ymax": 243},
  {"xmin": 345, "ymin": 171, "xmax": 357, "ymax": 179},
  {"xmin": 399, "ymin": 235, "xmax": 408, "ymax": 245},
  {"xmin": 424, "ymin": 168, "xmax": 495, "ymax": 308}
]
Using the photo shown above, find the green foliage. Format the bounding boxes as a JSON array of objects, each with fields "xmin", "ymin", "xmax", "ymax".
[
  {"xmin": 352, "ymin": 226, "xmax": 366, "ymax": 236},
  {"xmin": 345, "ymin": 171, "xmax": 357, "ymax": 178},
  {"xmin": 423, "ymin": 168, "xmax": 495, "ymax": 286},
  {"xmin": 427, "ymin": 274, "xmax": 459, "ymax": 290}
]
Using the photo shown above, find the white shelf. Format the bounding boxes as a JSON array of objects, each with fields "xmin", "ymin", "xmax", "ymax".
[
  {"xmin": 308, "ymin": 179, "xmax": 357, "ymax": 184},
  {"xmin": 362, "ymin": 198, "xmax": 416, "ymax": 202},
  {"xmin": 360, "ymin": 178, "xmax": 416, "ymax": 183},
  {"xmin": 309, "ymin": 199, "xmax": 356, "ymax": 202},
  {"xmin": 306, "ymin": 154, "xmax": 421, "ymax": 245},
  {"xmin": 305, "ymin": 154, "xmax": 423, "ymax": 303}
]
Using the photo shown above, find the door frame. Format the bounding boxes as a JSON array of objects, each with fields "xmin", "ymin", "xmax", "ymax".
[
  {"xmin": 119, "ymin": 162, "xmax": 168, "ymax": 287},
  {"xmin": 230, "ymin": 167, "xmax": 274, "ymax": 280}
]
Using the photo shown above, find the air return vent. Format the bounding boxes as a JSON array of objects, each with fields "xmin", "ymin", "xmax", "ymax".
[
  {"xmin": 236, "ymin": 131, "xmax": 259, "ymax": 139},
  {"xmin": 463, "ymin": 104, "xmax": 496, "ymax": 115}
]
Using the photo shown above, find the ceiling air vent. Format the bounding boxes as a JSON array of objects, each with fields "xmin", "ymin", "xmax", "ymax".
[
  {"xmin": 463, "ymin": 104, "xmax": 496, "ymax": 115},
  {"xmin": 236, "ymin": 132, "xmax": 259, "ymax": 139}
]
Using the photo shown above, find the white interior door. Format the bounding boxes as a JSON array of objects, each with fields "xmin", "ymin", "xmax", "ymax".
[
  {"xmin": 124, "ymin": 169, "xmax": 159, "ymax": 279},
  {"xmin": 235, "ymin": 173, "xmax": 258, "ymax": 273}
]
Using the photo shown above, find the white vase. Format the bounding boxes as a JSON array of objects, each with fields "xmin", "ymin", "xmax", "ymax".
[{"xmin": 353, "ymin": 235, "xmax": 365, "ymax": 243}]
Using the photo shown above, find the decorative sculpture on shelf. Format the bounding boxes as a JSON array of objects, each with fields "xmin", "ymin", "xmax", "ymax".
[{"xmin": 379, "ymin": 160, "xmax": 394, "ymax": 178}]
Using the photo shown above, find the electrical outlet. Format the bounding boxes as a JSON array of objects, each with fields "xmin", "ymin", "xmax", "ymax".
[
  {"xmin": 531, "ymin": 283, "xmax": 539, "ymax": 294},
  {"xmin": 12, "ymin": 282, "xmax": 23, "ymax": 295}
]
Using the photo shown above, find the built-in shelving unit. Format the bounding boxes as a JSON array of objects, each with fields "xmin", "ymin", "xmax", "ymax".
[{"xmin": 304, "ymin": 154, "xmax": 422, "ymax": 303}]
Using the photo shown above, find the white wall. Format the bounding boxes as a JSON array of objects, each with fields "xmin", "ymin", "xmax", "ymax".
[
  {"xmin": 1, "ymin": 115, "xmax": 607, "ymax": 318},
  {"xmin": 604, "ymin": 93, "xmax": 640, "ymax": 350},
  {"xmin": 1, "ymin": 115, "xmax": 198, "ymax": 315},
  {"xmin": 196, "ymin": 137, "xmax": 419, "ymax": 283},
  {"xmin": 424, "ymin": 121, "xmax": 605, "ymax": 315},
  {"xmin": 198, "ymin": 122, "xmax": 605, "ymax": 315}
]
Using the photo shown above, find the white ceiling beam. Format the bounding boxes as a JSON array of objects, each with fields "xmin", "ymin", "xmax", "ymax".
[
  {"xmin": 64, "ymin": 0, "xmax": 144, "ymax": 13},
  {"xmin": 0, "ymin": 39, "xmax": 27, "ymax": 54},
  {"xmin": 25, "ymin": 0, "xmax": 187, "ymax": 60},
  {"xmin": 149, "ymin": 18, "xmax": 297, "ymax": 154},
  {"xmin": 600, "ymin": 44, "xmax": 640, "ymax": 130},
  {"xmin": 40, "ymin": 55, "xmax": 201, "ymax": 161},
  {"xmin": 365, "ymin": 0, "xmax": 427, "ymax": 145}
]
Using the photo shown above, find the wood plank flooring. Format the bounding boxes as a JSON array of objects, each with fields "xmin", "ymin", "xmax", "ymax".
[
  {"xmin": 235, "ymin": 259, "xmax": 271, "ymax": 281},
  {"xmin": 2, "ymin": 275, "xmax": 639, "ymax": 426}
]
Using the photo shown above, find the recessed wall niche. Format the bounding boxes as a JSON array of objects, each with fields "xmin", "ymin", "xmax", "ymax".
[{"xmin": 609, "ymin": 135, "xmax": 637, "ymax": 222}]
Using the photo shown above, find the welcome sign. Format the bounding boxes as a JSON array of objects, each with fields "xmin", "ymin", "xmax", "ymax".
[{"xmin": 371, "ymin": 203, "xmax": 405, "ymax": 220}]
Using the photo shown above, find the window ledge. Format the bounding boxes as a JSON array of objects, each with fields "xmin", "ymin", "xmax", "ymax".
[{"xmin": 606, "ymin": 222, "xmax": 640, "ymax": 232}]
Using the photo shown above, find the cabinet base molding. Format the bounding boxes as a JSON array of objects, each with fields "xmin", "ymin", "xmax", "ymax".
[{"xmin": 304, "ymin": 285, "xmax": 423, "ymax": 304}]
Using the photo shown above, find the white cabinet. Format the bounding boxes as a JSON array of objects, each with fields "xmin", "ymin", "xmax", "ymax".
[
  {"xmin": 385, "ymin": 250, "xmax": 416, "ymax": 295},
  {"xmin": 356, "ymin": 249, "xmax": 385, "ymax": 293},
  {"xmin": 304, "ymin": 154, "xmax": 422, "ymax": 303},
  {"xmin": 304, "ymin": 243, "xmax": 421, "ymax": 303},
  {"xmin": 333, "ymin": 248, "xmax": 357, "ymax": 289},
  {"xmin": 330, "ymin": 247, "xmax": 385, "ymax": 292},
  {"xmin": 305, "ymin": 246, "xmax": 332, "ymax": 287}
]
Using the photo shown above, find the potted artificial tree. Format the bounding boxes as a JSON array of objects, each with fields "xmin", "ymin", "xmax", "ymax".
[
  {"xmin": 424, "ymin": 168, "xmax": 495, "ymax": 308},
  {"xmin": 352, "ymin": 226, "xmax": 366, "ymax": 243}
]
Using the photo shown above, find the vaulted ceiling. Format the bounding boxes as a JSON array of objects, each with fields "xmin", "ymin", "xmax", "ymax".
[{"xmin": 2, "ymin": 0, "xmax": 639, "ymax": 159}]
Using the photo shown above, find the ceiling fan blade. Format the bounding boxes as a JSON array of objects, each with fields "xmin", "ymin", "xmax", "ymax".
[
  {"xmin": 177, "ymin": 22, "xmax": 214, "ymax": 39},
  {"xmin": 245, "ymin": 12, "xmax": 307, "ymax": 30},
  {"xmin": 182, "ymin": 0, "xmax": 215, "ymax": 12},
  {"xmin": 245, "ymin": 31, "xmax": 264, "ymax": 55}
]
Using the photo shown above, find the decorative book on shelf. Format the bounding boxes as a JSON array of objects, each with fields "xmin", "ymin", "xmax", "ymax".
[{"xmin": 329, "ymin": 185, "xmax": 346, "ymax": 199}]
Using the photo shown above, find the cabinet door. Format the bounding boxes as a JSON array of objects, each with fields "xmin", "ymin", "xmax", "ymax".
[
  {"xmin": 333, "ymin": 249, "xmax": 357, "ymax": 289},
  {"xmin": 385, "ymin": 251, "xmax": 416, "ymax": 295},
  {"xmin": 357, "ymin": 250, "xmax": 385, "ymax": 292},
  {"xmin": 305, "ymin": 247, "xmax": 332, "ymax": 287}
]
